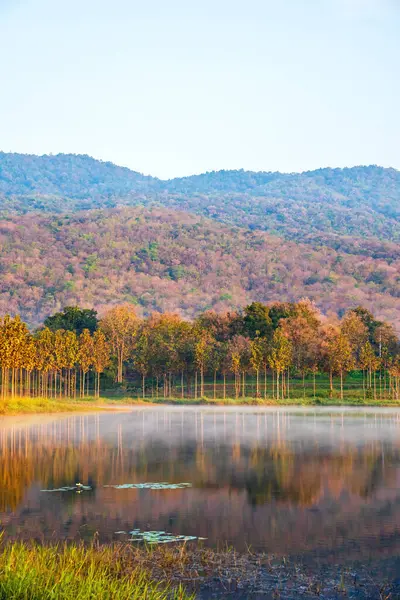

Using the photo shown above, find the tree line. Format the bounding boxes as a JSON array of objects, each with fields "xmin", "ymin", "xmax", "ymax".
[{"xmin": 0, "ymin": 300, "xmax": 399, "ymax": 401}]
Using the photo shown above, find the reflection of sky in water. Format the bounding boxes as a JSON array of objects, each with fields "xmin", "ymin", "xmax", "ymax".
[{"xmin": 1, "ymin": 407, "xmax": 400, "ymax": 567}]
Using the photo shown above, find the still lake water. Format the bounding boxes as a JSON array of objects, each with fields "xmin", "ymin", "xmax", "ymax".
[{"xmin": 1, "ymin": 406, "xmax": 400, "ymax": 568}]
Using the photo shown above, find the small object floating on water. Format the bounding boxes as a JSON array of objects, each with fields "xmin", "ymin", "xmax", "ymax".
[
  {"xmin": 104, "ymin": 482, "xmax": 192, "ymax": 490},
  {"xmin": 114, "ymin": 529, "xmax": 206, "ymax": 544},
  {"xmin": 40, "ymin": 483, "xmax": 92, "ymax": 493}
]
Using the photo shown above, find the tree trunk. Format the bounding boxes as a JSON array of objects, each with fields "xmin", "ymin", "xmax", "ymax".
[{"xmin": 264, "ymin": 365, "xmax": 267, "ymax": 399}]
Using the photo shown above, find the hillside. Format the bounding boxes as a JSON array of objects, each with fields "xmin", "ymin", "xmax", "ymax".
[
  {"xmin": 0, "ymin": 206, "xmax": 399, "ymax": 328},
  {"xmin": 0, "ymin": 153, "xmax": 399, "ymax": 248}
]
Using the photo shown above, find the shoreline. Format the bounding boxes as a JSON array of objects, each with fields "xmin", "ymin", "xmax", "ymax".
[
  {"xmin": 0, "ymin": 540, "xmax": 398, "ymax": 600},
  {"xmin": 1, "ymin": 395, "xmax": 400, "ymax": 415}
]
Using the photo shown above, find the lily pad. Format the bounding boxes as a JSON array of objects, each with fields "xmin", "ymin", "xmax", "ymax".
[
  {"xmin": 105, "ymin": 482, "xmax": 192, "ymax": 490},
  {"xmin": 41, "ymin": 483, "xmax": 92, "ymax": 493},
  {"xmin": 123, "ymin": 529, "xmax": 205, "ymax": 544}
]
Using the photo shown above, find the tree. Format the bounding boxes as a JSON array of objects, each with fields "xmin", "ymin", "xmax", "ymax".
[
  {"xmin": 349, "ymin": 306, "xmax": 382, "ymax": 347},
  {"xmin": 100, "ymin": 305, "xmax": 139, "ymax": 384},
  {"xmin": 269, "ymin": 328, "xmax": 292, "ymax": 400},
  {"xmin": 135, "ymin": 325, "xmax": 150, "ymax": 398},
  {"xmin": 0, "ymin": 315, "xmax": 32, "ymax": 398},
  {"xmin": 359, "ymin": 342, "xmax": 380, "ymax": 400},
  {"xmin": 227, "ymin": 335, "xmax": 251, "ymax": 398},
  {"xmin": 44, "ymin": 306, "xmax": 98, "ymax": 335},
  {"xmin": 388, "ymin": 356, "xmax": 400, "ymax": 400},
  {"xmin": 61, "ymin": 331, "xmax": 79, "ymax": 398},
  {"xmin": 242, "ymin": 302, "xmax": 272, "ymax": 339},
  {"xmin": 194, "ymin": 330, "xmax": 213, "ymax": 398},
  {"xmin": 341, "ymin": 311, "xmax": 368, "ymax": 365},
  {"xmin": 250, "ymin": 337, "xmax": 264, "ymax": 397},
  {"xmin": 327, "ymin": 332, "xmax": 355, "ymax": 400},
  {"xmin": 92, "ymin": 330, "xmax": 111, "ymax": 397},
  {"xmin": 35, "ymin": 327, "xmax": 56, "ymax": 398},
  {"xmin": 79, "ymin": 329, "xmax": 94, "ymax": 397},
  {"xmin": 280, "ymin": 314, "xmax": 320, "ymax": 397}
]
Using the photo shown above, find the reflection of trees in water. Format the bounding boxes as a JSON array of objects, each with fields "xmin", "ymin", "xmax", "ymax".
[
  {"xmin": 1, "ymin": 416, "xmax": 400, "ymax": 561},
  {"xmin": 0, "ymin": 419, "xmax": 399, "ymax": 513}
]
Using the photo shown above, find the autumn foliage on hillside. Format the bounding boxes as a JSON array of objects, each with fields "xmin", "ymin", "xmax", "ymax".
[{"xmin": 0, "ymin": 207, "xmax": 399, "ymax": 328}]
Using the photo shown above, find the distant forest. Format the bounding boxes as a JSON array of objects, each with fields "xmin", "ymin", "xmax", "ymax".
[
  {"xmin": 0, "ymin": 153, "xmax": 399, "ymax": 246},
  {"xmin": 0, "ymin": 153, "xmax": 399, "ymax": 329}
]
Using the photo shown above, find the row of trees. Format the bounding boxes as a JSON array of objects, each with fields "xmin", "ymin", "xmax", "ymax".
[
  {"xmin": 0, "ymin": 300, "xmax": 399, "ymax": 400},
  {"xmin": 0, "ymin": 318, "xmax": 109, "ymax": 399}
]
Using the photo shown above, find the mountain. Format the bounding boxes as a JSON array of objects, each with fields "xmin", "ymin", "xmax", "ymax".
[
  {"xmin": 0, "ymin": 153, "xmax": 399, "ymax": 247},
  {"xmin": 0, "ymin": 152, "xmax": 399, "ymax": 328},
  {"xmin": 0, "ymin": 152, "xmax": 157, "ymax": 197},
  {"xmin": 0, "ymin": 207, "xmax": 398, "ymax": 328}
]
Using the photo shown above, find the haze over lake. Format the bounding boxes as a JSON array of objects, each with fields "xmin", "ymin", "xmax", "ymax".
[{"xmin": 1, "ymin": 406, "xmax": 400, "ymax": 574}]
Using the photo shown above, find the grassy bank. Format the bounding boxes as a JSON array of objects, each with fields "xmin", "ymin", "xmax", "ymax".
[
  {"xmin": 101, "ymin": 371, "xmax": 400, "ymax": 407},
  {"xmin": 0, "ymin": 541, "xmax": 397, "ymax": 600},
  {"xmin": 0, "ymin": 541, "xmax": 192, "ymax": 600},
  {"xmin": 0, "ymin": 396, "xmax": 112, "ymax": 416},
  {"xmin": 1, "ymin": 393, "xmax": 400, "ymax": 415},
  {"xmin": 101, "ymin": 394, "xmax": 400, "ymax": 407}
]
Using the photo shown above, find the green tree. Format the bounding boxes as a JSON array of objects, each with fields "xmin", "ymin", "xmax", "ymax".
[
  {"xmin": 243, "ymin": 302, "xmax": 272, "ymax": 339},
  {"xmin": 44, "ymin": 306, "xmax": 98, "ymax": 335}
]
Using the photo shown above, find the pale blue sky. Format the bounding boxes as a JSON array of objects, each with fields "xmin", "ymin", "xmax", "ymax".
[{"xmin": 0, "ymin": 0, "xmax": 399, "ymax": 178}]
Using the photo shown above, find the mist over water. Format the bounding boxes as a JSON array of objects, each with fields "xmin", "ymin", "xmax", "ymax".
[{"xmin": 1, "ymin": 407, "xmax": 400, "ymax": 570}]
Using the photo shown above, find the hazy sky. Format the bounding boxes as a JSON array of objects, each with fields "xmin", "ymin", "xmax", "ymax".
[{"xmin": 0, "ymin": 0, "xmax": 399, "ymax": 178}]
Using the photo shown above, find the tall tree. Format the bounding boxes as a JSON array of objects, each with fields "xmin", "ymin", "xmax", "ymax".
[
  {"xmin": 250, "ymin": 337, "xmax": 264, "ymax": 397},
  {"xmin": 79, "ymin": 329, "xmax": 94, "ymax": 397},
  {"xmin": 327, "ymin": 332, "xmax": 355, "ymax": 400},
  {"xmin": 100, "ymin": 305, "xmax": 139, "ymax": 384},
  {"xmin": 269, "ymin": 328, "xmax": 292, "ymax": 400},
  {"xmin": 91, "ymin": 330, "xmax": 111, "ymax": 397}
]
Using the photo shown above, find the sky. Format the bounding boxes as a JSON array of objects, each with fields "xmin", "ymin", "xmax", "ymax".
[{"xmin": 0, "ymin": 0, "xmax": 399, "ymax": 178}]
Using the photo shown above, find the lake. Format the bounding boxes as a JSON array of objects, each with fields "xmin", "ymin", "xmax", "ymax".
[{"xmin": 1, "ymin": 406, "xmax": 400, "ymax": 572}]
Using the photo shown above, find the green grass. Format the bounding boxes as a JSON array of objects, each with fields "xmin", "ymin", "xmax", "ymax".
[
  {"xmin": 106, "ymin": 396, "xmax": 400, "ymax": 407},
  {"xmin": 1, "ymin": 369, "xmax": 399, "ymax": 415},
  {"xmin": 0, "ymin": 541, "xmax": 193, "ymax": 599},
  {"xmin": 101, "ymin": 371, "xmax": 400, "ymax": 407},
  {"xmin": 0, "ymin": 396, "xmax": 108, "ymax": 415}
]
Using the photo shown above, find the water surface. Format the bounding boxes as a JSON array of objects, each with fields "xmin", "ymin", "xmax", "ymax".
[{"xmin": 1, "ymin": 407, "xmax": 400, "ymax": 569}]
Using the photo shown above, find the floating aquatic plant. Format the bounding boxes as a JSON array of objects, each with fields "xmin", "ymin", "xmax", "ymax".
[
  {"xmin": 105, "ymin": 482, "xmax": 192, "ymax": 490},
  {"xmin": 41, "ymin": 483, "xmax": 92, "ymax": 493},
  {"xmin": 114, "ymin": 530, "xmax": 206, "ymax": 544}
]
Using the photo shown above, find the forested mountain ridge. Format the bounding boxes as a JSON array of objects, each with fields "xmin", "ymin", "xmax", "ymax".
[
  {"xmin": 0, "ymin": 153, "xmax": 399, "ymax": 246},
  {"xmin": 0, "ymin": 152, "xmax": 156, "ymax": 199},
  {"xmin": 0, "ymin": 206, "xmax": 399, "ymax": 328}
]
